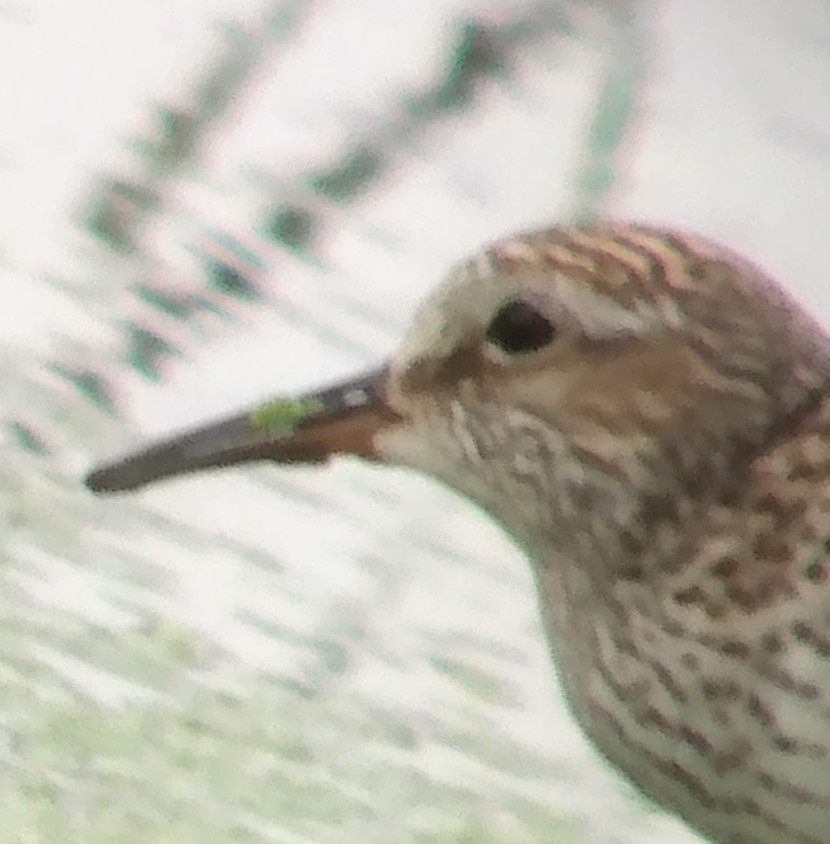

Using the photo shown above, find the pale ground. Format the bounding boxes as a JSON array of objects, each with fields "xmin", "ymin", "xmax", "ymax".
[{"xmin": 1, "ymin": 1, "xmax": 829, "ymax": 842}]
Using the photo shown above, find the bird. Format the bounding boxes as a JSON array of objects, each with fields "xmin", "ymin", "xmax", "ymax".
[{"xmin": 85, "ymin": 222, "xmax": 830, "ymax": 844}]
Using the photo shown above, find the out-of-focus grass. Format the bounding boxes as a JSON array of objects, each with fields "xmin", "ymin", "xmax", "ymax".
[
  {"xmin": 0, "ymin": 590, "xmax": 574, "ymax": 843},
  {"xmin": 3, "ymin": 687, "xmax": 573, "ymax": 843}
]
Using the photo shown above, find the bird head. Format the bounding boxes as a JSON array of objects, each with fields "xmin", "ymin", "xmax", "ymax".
[{"xmin": 86, "ymin": 224, "xmax": 830, "ymax": 571}]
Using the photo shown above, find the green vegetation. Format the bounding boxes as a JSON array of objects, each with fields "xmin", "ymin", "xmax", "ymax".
[{"xmin": 249, "ymin": 396, "xmax": 325, "ymax": 433}]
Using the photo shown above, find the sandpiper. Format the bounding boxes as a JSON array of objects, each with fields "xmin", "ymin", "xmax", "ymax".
[{"xmin": 86, "ymin": 223, "xmax": 830, "ymax": 844}]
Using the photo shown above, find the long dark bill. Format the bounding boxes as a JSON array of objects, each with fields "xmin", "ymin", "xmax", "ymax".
[{"xmin": 85, "ymin": 366, "xmax": 398, "ymax": 494}]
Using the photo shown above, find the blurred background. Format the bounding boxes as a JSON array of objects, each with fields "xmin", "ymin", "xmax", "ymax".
[{"xmin": 2, "ymin": 1, "xmax": 830, "ymax": 841}]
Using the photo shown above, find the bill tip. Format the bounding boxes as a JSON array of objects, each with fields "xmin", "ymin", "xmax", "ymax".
[{"xmin": 84, "ymin": 463, "xmax": 139, "ymax": 494}]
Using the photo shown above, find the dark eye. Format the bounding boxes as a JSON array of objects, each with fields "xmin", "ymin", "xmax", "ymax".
[{"xmin": 485, "ymin": 299, "xmax": 555, "ymax": 354}]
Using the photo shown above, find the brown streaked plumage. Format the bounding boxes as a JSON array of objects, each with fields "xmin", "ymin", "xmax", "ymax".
[{"xmin": 86, "ymin": 223, "xmax": 830, "ymax": 844}]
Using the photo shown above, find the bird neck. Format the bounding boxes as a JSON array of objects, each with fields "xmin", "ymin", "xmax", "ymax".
[{"xmin": 482, "ymin": 374, "xmax": 830, "ymax": 593}]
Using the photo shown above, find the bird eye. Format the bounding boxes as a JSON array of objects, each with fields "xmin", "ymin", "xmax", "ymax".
[{"xmin": 485, "ymin": 299, "xmax": 555, "ymax": 354}]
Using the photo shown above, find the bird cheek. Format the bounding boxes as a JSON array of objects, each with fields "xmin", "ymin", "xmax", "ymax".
[{"xmin": 372, "ymin": 400, "xmax": 462, "ymax": 474}]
